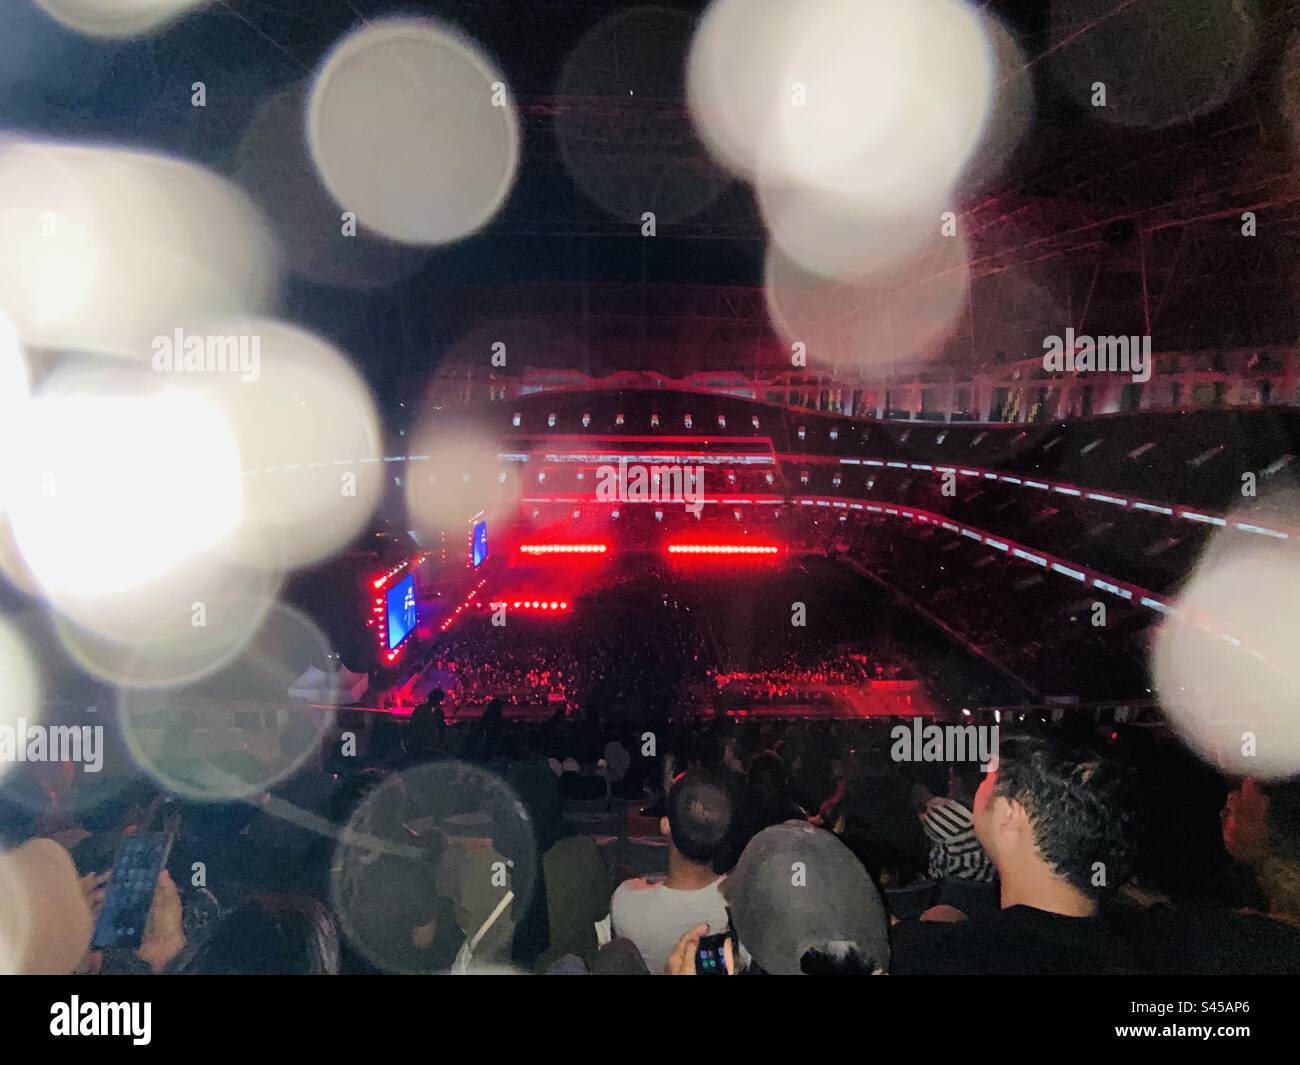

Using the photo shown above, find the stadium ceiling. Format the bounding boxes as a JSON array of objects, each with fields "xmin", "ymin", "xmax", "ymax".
[{"xmin": 84, "ymin": 0, "xmax": 1300, "ymax": 357}]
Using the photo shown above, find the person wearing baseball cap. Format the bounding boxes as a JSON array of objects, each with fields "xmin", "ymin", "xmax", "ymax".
[{"xmin": 666, "ymin": 820, "xmax": 890, "ymax": 975}]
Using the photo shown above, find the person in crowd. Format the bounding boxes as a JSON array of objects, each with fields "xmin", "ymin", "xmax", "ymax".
[
  {"xmin": 743, "ymin": 751, "xmax": 808, "ymax": 834},
  {"xmin": 917, "ymin": 759, "xmax": 999, "ymax": 918},
  {"xmin": 557, "ymin": 731, "xmax": 610, "ymax": 802},
  {"xmin": 1223, "ymin": 777, "xmax": 1300, "ymax": 925},
  {"xmin": 171, "ymin": 894, "xmax": 339, "ymax": 975},
  {"xmin": 1107, "ymin": 776, "xmax": 1300, "ymax": 974},
  {"xmin": 611, "ymin": 769, "xmax": 734, "ymax": 972},
  {"xmin": 890, "ymin": 732, "xmax": 1139, "ymax": 974},
  {"xmin": 505, "ymin": 728, "xmax": 567, "ymax": 855},
  {"xmin": 404, "ymin": 688, "xmax": 446, "ymax": 762},
  {"xmin": 828, "ymin": 758, "xmax": 928, "ymax": 892},
  {"xmin": 334, "ymin": 793, "xmax": 463, "ymax": 974},
  {"xmin": 920, "ymin": 760, "xmax": 996, "ymax": 884},
  {"xmin": 665, "ymin": 820, "xmax": 889, "ymax": 975},
  {"xmin": 0, "ymin": 838, "xmax": 94, "ymax": 975}
]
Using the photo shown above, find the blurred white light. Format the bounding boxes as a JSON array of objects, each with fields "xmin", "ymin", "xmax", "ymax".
[
  {"xmin": 192, "ymin": 318, "xmax": 384, "ymax": 572},
  {"xmin": 405, "ymin": 420, "xmax": 521, "ymax": 540},
  {"xmin": 760, "ymin": 0, "xmax": 992, "ymax": 213},
  {"xmin": 0, "ymin": 141, "xmax": 277, "ymax": 357},
  {"xmin": 307, "ymin": 17, "xmax": 520, "ymax": 246},
  {"xmin": 687, "ymin": 0, "xmax": 811, "ymax": 180},
  {"xmin": 955, "ymin": 13, "xmax": 1033, "ymax": 199},
  {"xmin": 6, "ymin": 377, "xmax": 243, "ymax": 603},
  {"xmin": 235, "ymin": 84, "xmax": 429, "ymax": 289},
  {"xmin": 759, "ymin": 181, "xmax": 941, "ymax": 282},
  {"xmin": 1155, "ymin": 530, "xmax": 1300, "ymax": 780},
  {"xmin": 690, "ymin": 0, "xmax": 993, "ymax": 218},
  {"xmin": 765, "ymin": 234, "xmax": 969, "ymax": 373},
  {"xmin": 34, "ymin": 0, "xmax": 208, "ymax": 38},
  {"xmin": 0, "ymin": 361, "xmax": 279, "ymax": 681}
]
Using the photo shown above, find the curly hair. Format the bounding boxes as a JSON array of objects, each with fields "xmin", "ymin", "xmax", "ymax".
[{"xmin": 991, "ymin": 733, "xmax": 1138, "ymax": 898}]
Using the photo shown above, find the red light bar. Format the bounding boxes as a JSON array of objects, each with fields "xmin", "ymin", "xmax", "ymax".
[
  {"xmin": 518, "ymin": 543, "xmax": 608, "ymax": 555},
  {"xmin": 666, "ymin": 544, "xmax": 780, "ymax": 555}
]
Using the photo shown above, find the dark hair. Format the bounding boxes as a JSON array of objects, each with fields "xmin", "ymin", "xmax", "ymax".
[
  {"xmin": 799, "ymin": 942, "xmax": 882, "ymax": 975},
  {"xmin": 992, "ymin": 733, "xmax": 1136, "ymax": 898},
  {"xmin": 666, "ymin": 770, "xmax": 734, "ymax": 865},
  {"xmin": 172, "ymin": 895, "xmax": 340, "ymax": 975}
]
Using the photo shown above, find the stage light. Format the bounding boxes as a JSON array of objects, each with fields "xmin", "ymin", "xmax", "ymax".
[
  {"xmin": 667, "ymin": 544, "xmax": 780, "ymax": 555},
  {"xmin": 518, "ymin": 543, "xmax": 609, "ymax": 555}
]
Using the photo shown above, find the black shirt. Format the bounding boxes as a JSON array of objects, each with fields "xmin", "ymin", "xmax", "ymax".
[
  {"xmin": 890, "ymin": 905, "xmax": 1138, "ymax": 975},
  {"xmin": 1106, "ymin": 901, "xmax": 1300, "ymax": 975}
]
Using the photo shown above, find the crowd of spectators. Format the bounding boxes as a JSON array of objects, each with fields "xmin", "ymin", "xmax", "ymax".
[{"xmin": 4, "ymin": 703, "xmax": 1299, "ymax": 975}]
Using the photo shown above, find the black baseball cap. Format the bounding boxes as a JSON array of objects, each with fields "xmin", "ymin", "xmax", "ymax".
[{"xmin": 721, "ymin": 821, "xmax": 890, "ymax": 975}]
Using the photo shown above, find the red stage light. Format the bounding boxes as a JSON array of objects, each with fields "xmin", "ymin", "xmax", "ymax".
[
  {"xmin": 666, "ymin": 544, "xmax": 780, "ymax": 555},
  {"xmin": 518, "ymin": 543, "xmax": 608, "ymax": 555}
]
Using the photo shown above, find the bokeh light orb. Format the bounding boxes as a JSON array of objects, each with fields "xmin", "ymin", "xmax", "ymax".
[
  {"xmin": 690, "ymin": 0, "xmax": 992, "ymax": 218},
  {"xmin": 190, "ymin": 317, "xmax": 385, "ymax": 573},
  {"xmin": 405, "ymin": 418, "xmax": 521, "ymax": 542},
  {"xmin": 1154, "ymin": 524, "xmax": 1300, "ymax": 780},
  {"xmin": 5, "ymin": 364, "xmax": 244, "ymax": 613},
  {"xmin": 34, "ymin": 0, "xmax": 209, "ymax": 39},
  {"xmin": 765, "ymin": 233, "xmax": 969, "ymax": 374},
  {"xmin": 330, "ymin": 760, "xmax": 539, "ymax": 974},
  {"xmin": 235, "ymin": 84, "xmax": 429, "ymax": 290},
  {"xmin": 116, "ymin": 600, "xmax": 337, "ymax": 801},
  {"xmin": 1049, "ymin": 0, "xmax": 1257, "ymax": 129},
  {"xmin": 308, "ymin": 17, "xmax": 520, "ymax": 246},
  {"xmin": 0, "ymin": 140, "xmax": 277, "ymax": 358}
]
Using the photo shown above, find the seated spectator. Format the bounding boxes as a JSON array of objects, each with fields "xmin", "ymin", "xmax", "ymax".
[
  {"xmin": 540, "ymin": 835, "xmax": 613, "ymax": 970},
  {"xmin": 171, "ymin": 894, "xmax": 339, "ymax": 975},
  {"xmin": 745, "ymin": 751, "xmax": 808, "ymax": 833},
  {"xmin": 920, "ymin": 760, "xmax": 999, "ymax": 918},
  {"xmin": 1109, "ymin": 777, "xmax": 1300, "ymax": 975},
  {"xmin": 828, "ymin": 760, "xmax": 927, "ymax": 890},
  {"xmin": 611, "ymin": 769, "xmax": 734, "ymax": 973},
  {"xmin": 891, "ymin": 733, "xmax": 1139, "ymax": 974},
  {"xmin": 666, "ymin": 820, "xmax": 889, "ymax": 975},
  {"xmin": 922, "ymin": 760, "xmax": 996, "ymax": 884},
  {"xmin": 558, "ymin": 733, "xmax": 610, "ymax": 802},
  {"xmin": 0, "ymin": 838, "xmax": 93, "ymax": 975}
]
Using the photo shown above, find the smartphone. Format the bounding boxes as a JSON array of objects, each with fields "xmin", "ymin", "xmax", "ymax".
[
  {"xmin": 91, "ymin": 832, "xmax": 174, "ymax": 951},
  {"xmin": 695, "ymin": 932, "xmax": 730, "ymax": 975}
]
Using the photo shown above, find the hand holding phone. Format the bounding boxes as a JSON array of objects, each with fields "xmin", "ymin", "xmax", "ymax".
[
  {"xmin": 90, "ymin": 833, "xmax": 174, "ymax": 951},
  {"xmin": 695, "ymin": 932, "xmax": 733, "ymax": 976},
  {"xmin": 665, "ymin": 923, "xmax": 736, "ymax": 975}
]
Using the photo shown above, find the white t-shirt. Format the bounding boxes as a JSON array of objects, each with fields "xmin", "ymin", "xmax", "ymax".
[{"xmin": 611, "ymin": 875, "xmax": 729, "ymax": 974}]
